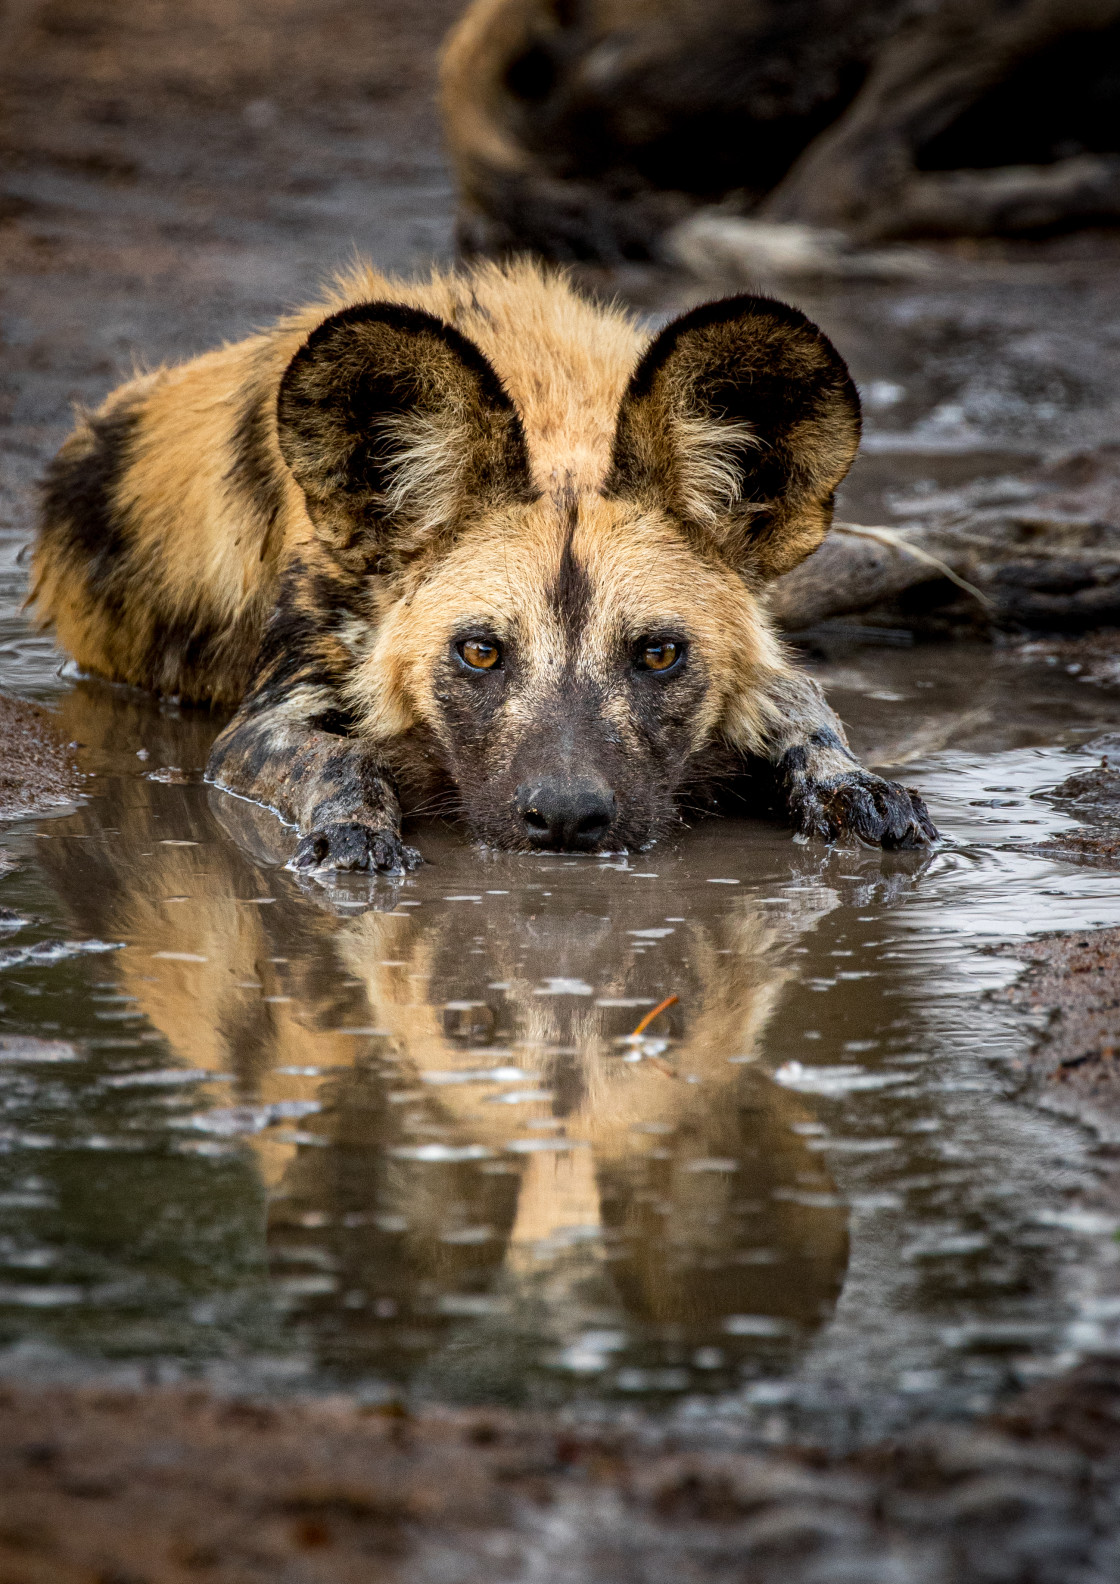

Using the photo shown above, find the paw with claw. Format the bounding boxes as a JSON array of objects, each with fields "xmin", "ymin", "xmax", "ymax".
[
  {"xmin": 789, "ymin": 769, "xmax": 938, "ymax": 850},
  {"xmin": 289, "ymin": 822, "xmax": 422, "ymax": 874}
]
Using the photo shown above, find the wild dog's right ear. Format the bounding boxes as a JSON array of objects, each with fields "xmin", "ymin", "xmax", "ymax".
[
  {"xmin": 277, "ymin": 302, "xmax": 537, "ymax": 566},
  {"xmin": 605, "ymin": 295, "xmax": 861, "ymax": 581}
]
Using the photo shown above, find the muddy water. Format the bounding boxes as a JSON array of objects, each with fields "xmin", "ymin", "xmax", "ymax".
[{"xmin": 0, "ymin": 646, "xmax": 1116, "ymax": 1445}]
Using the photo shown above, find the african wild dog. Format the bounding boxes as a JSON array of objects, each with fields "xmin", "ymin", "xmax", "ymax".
[{"xmin": 31, "ymin": 259, "xmax": 936, "ymax": 870}]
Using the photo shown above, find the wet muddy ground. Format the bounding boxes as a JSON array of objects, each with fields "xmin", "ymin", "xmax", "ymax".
[
  {"xmin": 0, "ymin": 691, "xmax": 80, "ymax": 816},
  {"xmin": 2, "ymin": 1362, "xmax": 1120, "ymax": 1584},
  {"xmin": 3, "ymin": 2, "xmax": 1120, "ymax": 1578}
]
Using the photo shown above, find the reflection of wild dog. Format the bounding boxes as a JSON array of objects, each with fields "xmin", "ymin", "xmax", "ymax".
[
  {"xmin": 310, "ymin": 900, "xmax": 849, "ymax": 1364},
  {"xmin": 37, "ymin": 771, "xmax": 848, "ymax": 1375},
  {"xmin": 33, "ymin": 259, "xmax": 935, "ymax": 871}
]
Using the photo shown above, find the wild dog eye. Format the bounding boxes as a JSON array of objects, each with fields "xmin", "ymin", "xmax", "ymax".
[
  {"xmin": 457, "ymin": 637, "xmax": 503, "ymax": 671},
  {"xmin": 635, "ymin": 638, "xmax": 686, "ymax": 674}
]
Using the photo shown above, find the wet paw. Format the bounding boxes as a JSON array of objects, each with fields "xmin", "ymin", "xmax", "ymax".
[
  {"xmin": 790, "ymin": 771, "xmax": 939, "ymax": 850},
  {"xmin": 289, "ymin": 823, "xmax": 422, "ymax": 874}
]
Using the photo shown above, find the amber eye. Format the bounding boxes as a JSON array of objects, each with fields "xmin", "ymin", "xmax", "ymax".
[
  {"xmin": 636, "ymin": 639, "xmax": 685, "ymax": 673},
  {"xmin": 458, "ymin": 637, "xmax": 502, "ymax": 671}
]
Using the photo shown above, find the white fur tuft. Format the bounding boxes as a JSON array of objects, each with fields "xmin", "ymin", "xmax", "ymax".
[
  {"xmin": 672, "ymin": 414, "xmax": 765, "ymax": 526},
  {"xmin": 376, "ymin": 410, "xmax": 472, "ymax": 538}
]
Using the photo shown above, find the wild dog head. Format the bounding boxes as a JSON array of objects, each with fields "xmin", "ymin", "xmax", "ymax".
[{"xmin": 276, "ymin": 290, "xmax": 860, "ymax": 853}]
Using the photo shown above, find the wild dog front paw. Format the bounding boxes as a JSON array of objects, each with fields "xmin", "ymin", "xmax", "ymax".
[
  {"xmin": 289, "ymin": 823, "xmax": 423, "ymax": 874},
  {"xmin": 790, "ymin": 772, "xmax": 938, "ymax": 850}
]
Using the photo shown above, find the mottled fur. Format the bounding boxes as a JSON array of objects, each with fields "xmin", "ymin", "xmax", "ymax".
[{"xmin": 32, "ymin": 259, "xmax": 935, "ymax": 866}]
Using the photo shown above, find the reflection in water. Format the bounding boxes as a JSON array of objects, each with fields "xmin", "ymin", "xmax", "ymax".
[
  {"xmin": 29, "ymin": 683, "xmax": 849, "ymax": 1401},
  {"xmin": 277, "ymin": 887, "xmax": 848, "ymax": 1400},
  {"xmin": 1, "ymin": 665, "xmax": 1119, "ymax": 1437}
]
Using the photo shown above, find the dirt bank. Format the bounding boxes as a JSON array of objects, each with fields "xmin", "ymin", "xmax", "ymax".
[
  {"xmin": 0, "ymin": 691, "xmax": 81, "ymax": 817},
  {"xmin": 0, "ymin": 1363, "xmax": 1118, "ymax": 1584},
  {"xmin": 999, "ymin": 919, "xmax": 1120, "ymax": 1137}
]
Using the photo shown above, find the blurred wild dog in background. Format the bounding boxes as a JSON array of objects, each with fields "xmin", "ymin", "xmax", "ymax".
[
  {"xmin": 440, "ymin": 0, "xmax": 1120, "ymax": 262},
  {"xmin": 32, "ymin": 259, "xmax": 935, "ymax": 871}
]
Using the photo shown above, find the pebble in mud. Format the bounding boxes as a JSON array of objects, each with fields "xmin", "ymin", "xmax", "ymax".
[{"xmin": 1047, "ymin": 738, "xmax": 1120, "ymax": 808}]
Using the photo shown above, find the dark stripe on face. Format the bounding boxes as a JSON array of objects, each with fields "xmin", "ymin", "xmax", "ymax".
[{"xmin": 547, "ymin": 497, "xmax": 592, "ymax": 635}]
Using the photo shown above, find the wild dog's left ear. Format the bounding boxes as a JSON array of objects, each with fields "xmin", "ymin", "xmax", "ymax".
[
  {"xmin": 605, "ymin": 295, "xmax": 860, "ymax": 580},
  {"xmin": 277, "ymin": 302, "xmax": 537, "ymax": 567}
]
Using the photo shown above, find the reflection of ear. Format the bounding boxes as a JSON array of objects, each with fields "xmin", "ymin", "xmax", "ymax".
[
  {"xmin": 605, "ymin": 295, "xmax": 860, "ymax": 581},
  {"xmin": 277, "ymin": 303, "xmax": 538, "ymax": 568}
]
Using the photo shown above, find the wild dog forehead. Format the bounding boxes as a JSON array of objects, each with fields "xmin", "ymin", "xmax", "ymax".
[{"xmin": 398, "ymin": 491, "xmax": 761, "ymax": 670}]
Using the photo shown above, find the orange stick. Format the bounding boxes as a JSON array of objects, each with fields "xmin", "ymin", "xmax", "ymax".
[{"xmin": 631, "ymin": 994, "xmax": 679, "ymax": 1038}]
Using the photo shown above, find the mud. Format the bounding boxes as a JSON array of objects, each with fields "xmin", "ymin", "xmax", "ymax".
[
  {"xmin": 0, "ymin": 691, "xmax": 81, "ymax": 817},
  {"xmin": 998, "ymin": 925, "xmax": 1120, "ymax": 1136},
  {"xmin": 0, "ymin": 1363, "xmax": 1118, "ymax": 1584},
  {"xmin": 1015, "ymin": 733, "xmax": 1120, "ymax": 869}
]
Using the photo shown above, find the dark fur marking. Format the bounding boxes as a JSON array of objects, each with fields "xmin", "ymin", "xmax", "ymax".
[
  {"xmin": 622, "ymin": 294, "xmax": 830, "ymax": 402},
  {"xmin": 252, "ymin": 600, "xmax": 322, "ymax": 674},
  {"xmin": 277, "ymin": 301, "xmax": 539, "ymax": 558},
  {"xmin": 38, "ymin": 400, "xmax": 253, "ymax": 701},
  {"xmin": 308, "ymin": 568, "xmax": 365, "ymax": 631},
  {"xmin": 309, "ymin": 705, "xmax": 357, "ymax": 736},
  {"xmin": 806, "ymin": 727, "xmax": 849, "ymax": 754},
  {"xmin": 246, "ymin": 563, "xmax": 342, "ymax": 701},
  {"xmin": 629, "ymin": 661, "xmax": 706, "ymax": 766},
  {"xmin": 605, "ymin": 294, "xmax": 861, "ymax": 573},
  {"xmin": 150, "ymin": 611, "xmax": 251, "ymax": 701},
  {"xmin": 39, "ymin": 402, "xmax": 141, "ymax": 604},
  {"xmin": 548, "ymin": 498, "xmax": 592, "ymax": 635},
  {"xmin": 225, "ymin": 385, "xmax": 288, "ymax": 561},
  {"xmin": 289, "ymin": 300, "xmax": 524, "ymax": 427},
  {"xmin": 435, "ymin": 643, "xmax": 510, "ymax": 747}
]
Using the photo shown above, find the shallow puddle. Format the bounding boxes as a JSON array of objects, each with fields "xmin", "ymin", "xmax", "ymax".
[{"xmin": 1, "ymin": 645, "xmax": 1118, "ymax": 1447}]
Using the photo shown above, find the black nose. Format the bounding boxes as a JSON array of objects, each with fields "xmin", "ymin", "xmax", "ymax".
[{"xmin": 516, "ymin": 778, "xmax": 617, "ymax": 852}]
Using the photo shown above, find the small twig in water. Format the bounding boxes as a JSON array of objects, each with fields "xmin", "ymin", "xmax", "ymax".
[{"xmin": 631, "ymin": 994, "xmax": 679, "ymax": 1038}]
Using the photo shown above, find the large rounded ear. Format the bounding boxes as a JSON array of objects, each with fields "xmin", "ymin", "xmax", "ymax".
[
  {"xmin": 605, "ymin": 296, "xmax": 860, "ymax": 581},
  {"xmin": 277, "ymin": 302, "xmax": 537, "ymax": 567}
]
